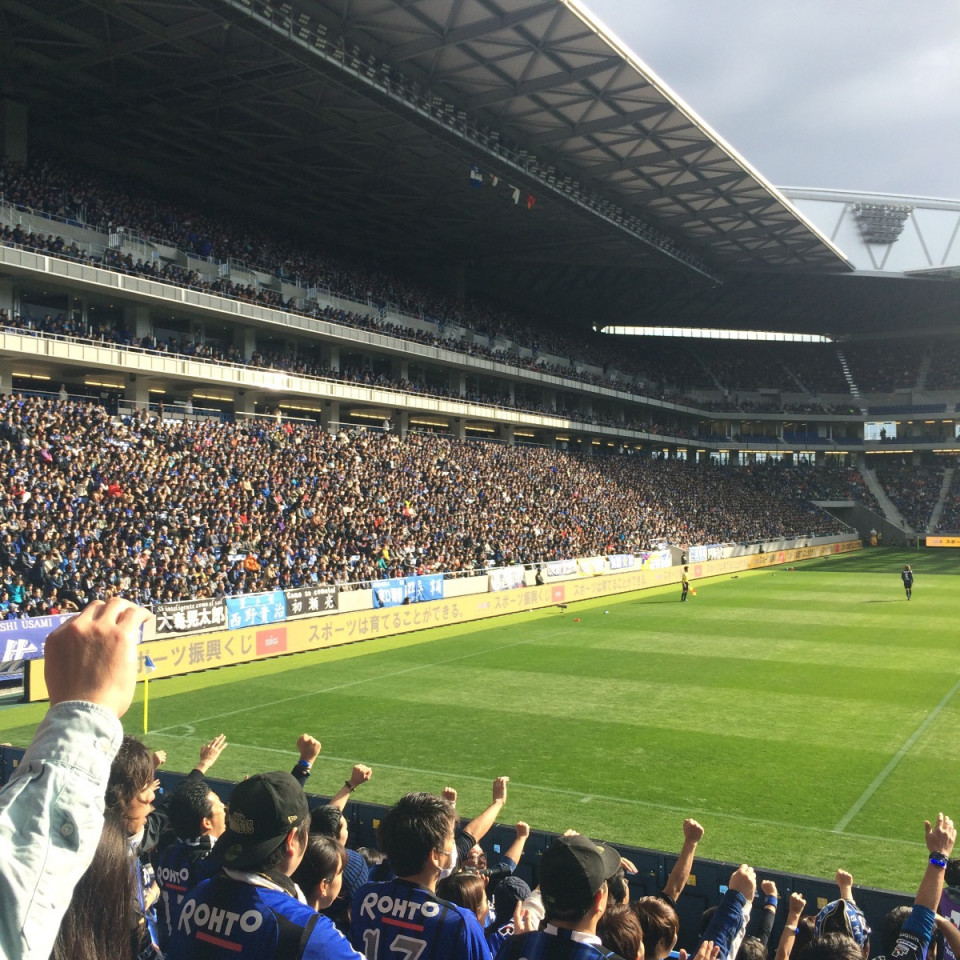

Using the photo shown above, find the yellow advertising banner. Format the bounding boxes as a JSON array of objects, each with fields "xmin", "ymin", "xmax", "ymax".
[
  {"xmin": 26, "ymin": 539, "xmax": 860, "ymax": 701},
  {"xmin": 926, "ymin": 536, "xmax": 960, "ymax": 548}
]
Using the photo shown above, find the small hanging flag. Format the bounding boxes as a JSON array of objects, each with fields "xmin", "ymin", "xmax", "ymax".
[{"xmin": 469, "ymin": 165, "xmax": 483, "ymax": 187}]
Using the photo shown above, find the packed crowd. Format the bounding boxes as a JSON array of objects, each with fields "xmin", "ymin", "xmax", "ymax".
[
  {"xmin": 1, "ymin": 602, "xmax": 956, "ymax": 960},
  {"xmin": 934, "ymin": 465, "xmax": 960, "ymax": 533},
  {"xmin": 0, "ymin": 307, "xmax": 706, "ymax": 436},
  {"xmin": 0, "ymin": 394, "xmax": 845, "ymax": 618},
  {"xmin": 873, "ymin": 464, "xmax": 945, "ymax": 533},
  {"xmin": 6, "ymin": 156, "xmax": 952, "ymax": 413}
]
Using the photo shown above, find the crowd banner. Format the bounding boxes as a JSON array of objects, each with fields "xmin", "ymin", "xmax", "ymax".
[
  {"xmin": 577, "ymin": 557, "xmax": 604, "ymax": 576},
  {"xmin": 285, "ymin": 584, "xmax": 338, "ymax": 617},
  {"xmin": 607, "ymin": 554, "xmax": 635, "ymax": 571},
  {"xmin": 489, "ymin": 565, "xmax": 525, "ymax": 592},
  {"xmin": 0, "ymin": 614, "xmax": 72, "ymax": 662},
  {"xmin": 372, "ymin": 574, "xmax": 444, "ymax": 608},
  {"xmin": 638, "ymin": 550, "xmax": 672, "ymax": 570},
  {"xmin": 224, "ymin": 590, "xmax": 287, "ymax": 630},
  {"xmin": 155, "ymin": 598, "xmax": 225, "ymax": 636},
  {"xmin": 688, "ymin": 546, "xmax": 708, "ymax": 563},
  {"xmin": 24, "ymin": 539, "xmax": 861, "ymax": 701},
  {"xmin": 545, "ymin": 559, "xmax": 577, "ymax": 578}
]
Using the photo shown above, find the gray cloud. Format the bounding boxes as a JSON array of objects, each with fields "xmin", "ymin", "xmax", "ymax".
[{"xmin": 581, "ymin": 0, "xmax": 960, "ymax": 199}]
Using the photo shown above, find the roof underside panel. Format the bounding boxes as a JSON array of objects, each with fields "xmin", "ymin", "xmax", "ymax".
[{"xmin": 7, "ymin": 0, "xmax": 954, "ymax": 337}]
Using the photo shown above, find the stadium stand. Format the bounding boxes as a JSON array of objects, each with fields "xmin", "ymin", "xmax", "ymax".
[{"xmin": 0, "ymin": 394, "xmax": 848, "ymax": 618}]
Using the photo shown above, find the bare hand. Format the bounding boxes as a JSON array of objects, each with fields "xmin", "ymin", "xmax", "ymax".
[
  {"xmin": 691, "ymin": 940, "xmax": 720, "ymax": 960},
  {"xmin": 729, "ymin": 864, "xmax": 757, "ymax": 901},
  {"xmin": 44, "ymin": 598, "xmax": 152, "ymax": 717},
  {"xmin": 926, "ymin": 813, "xmax": 957, "ymax": 857},
  {"xmin": 196, "ymin": 734, "xmax": 227, "ymax": 773},
  {"xmin": 513, "ymin": 903, "xmax": 536, "ymax": 934},
  {"xmin": 835, "ymin": 868, "xmax": 853, "ymax": 900},
  {"xmin": 492, "ymin": 776, "xmax": 509, "ymax": 804},
  {"xmin": 620, "ymin": 856, "xmax": 638, "ymax": 874},
  {"xmin": 761, "ymin": 879, "xmax": 779, "ymax": 898},
  {"xmin": 152, "ymin": 749, "xmax": 167, "ymax": 769},
  {"xmin": 442, "ymin": 786, "xmax": 457, "ymax": 805},
  {"xmin": 349, "ymin": 763, "xmax": 372, "ymax": 788},
  {"xmin": 787, "ymin": 891, "xmax": 807, "ymax": 922},
  {"xmin": 516, "ymin": 821, "xmax": 530, "ymax": 839},
  {"xmin": 683, "ymin": 818, "xmax": 705, "ymax": 844},
  {"xmin": 297, "ymin": 733, "xmax": 322, "ymax": 764}
]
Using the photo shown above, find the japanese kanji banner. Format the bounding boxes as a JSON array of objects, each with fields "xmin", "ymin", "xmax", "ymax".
[
  {"xmin": 154, "ymin": 598, "xmax": 226, "ymax": 636},
  {"xmin": 285, "ymin": 584, "xmax": 338, "ymax": 618}
]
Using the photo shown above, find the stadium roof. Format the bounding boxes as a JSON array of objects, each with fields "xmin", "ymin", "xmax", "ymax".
[{"xmin": 2, "ymin": 0, "xmax": 957, "ymax": 335}]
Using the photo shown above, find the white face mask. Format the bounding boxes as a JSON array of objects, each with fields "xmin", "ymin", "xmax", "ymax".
[{"xmin": 437, "ymin": 844, "xmax": 459, "ymax": 881}]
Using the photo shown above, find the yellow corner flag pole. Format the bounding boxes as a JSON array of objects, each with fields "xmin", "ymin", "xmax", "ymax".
[{"xmin": 142, "ymin": 654, "xmax": 157, "ymax": 734}]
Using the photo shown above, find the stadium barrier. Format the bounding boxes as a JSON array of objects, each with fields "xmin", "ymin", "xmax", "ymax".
[
  {"xmin": 21, "ymin": 537, "xmax": 860, "ymax": 702},
  {"xmin": 0, "ymin": 745, "xmax": 913, "ymax": 944}
]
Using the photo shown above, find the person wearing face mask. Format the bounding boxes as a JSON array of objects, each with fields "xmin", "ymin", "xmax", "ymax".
[{"xmin": 349, "ymin": 792, "xmax": 491, "ymax": 960}]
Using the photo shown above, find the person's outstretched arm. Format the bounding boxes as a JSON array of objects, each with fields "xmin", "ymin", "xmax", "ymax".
[{"xmin": 0, "ymin": 598, "xmax": 152, "ymax": 960}]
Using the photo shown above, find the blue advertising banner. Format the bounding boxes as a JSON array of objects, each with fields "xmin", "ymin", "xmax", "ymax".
[
  {"xmin": 0, "ymin": 614, "xmax": 73, "ymax": 663},
  {"xmin": 372, "ymin": 574, "xmax": 444, "ymax": 608},
  {"xmin": 225, "ymin": 590, "xmax": 287, "ymax": 630}
]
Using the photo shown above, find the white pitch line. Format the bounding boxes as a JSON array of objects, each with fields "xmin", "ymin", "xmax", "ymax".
[
  {"xmin": 153, "ymin": 731, "xmax": 923, "ymax": 849},
  {"xmin": 148, "ymin": 634, "xmax": 539, "ymax": 736},
  {"xmin": 833, "ymin": 673, "xmax": 960, "ymax": 832}
]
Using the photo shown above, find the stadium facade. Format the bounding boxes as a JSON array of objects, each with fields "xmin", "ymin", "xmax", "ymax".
[{"xmin": 0, "ymin": 0, "xmax": 959, "ymax": 498}]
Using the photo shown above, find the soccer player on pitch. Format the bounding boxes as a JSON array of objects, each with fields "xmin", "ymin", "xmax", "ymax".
[{"xmin": 902, "ymin": 564, "xmax": 914, "ymax": 600}]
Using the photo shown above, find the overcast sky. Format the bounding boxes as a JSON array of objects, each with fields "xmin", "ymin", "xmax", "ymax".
[{"xmin": 581, "ymin": 0, "xmax": 960, "ymax": 200}]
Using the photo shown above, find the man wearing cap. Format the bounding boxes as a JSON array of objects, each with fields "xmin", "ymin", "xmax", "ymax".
[
  {"xmin": 350, "ymin": 791, "xmax": 491, "ymax": 959},
  {"xmin": 496, "ymin": 834, "xmax": 626, "ymax": 960},
  {"xmin": 166, "ymin": 771, "xmax": 364, "ymax": 960}
]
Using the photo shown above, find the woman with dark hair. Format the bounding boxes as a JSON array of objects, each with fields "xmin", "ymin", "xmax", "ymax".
[
  {"xmin": 437, "ymin": 872, "xmax": 512, "ymax": 955},
  {"xmin": 105, "ymin": 736, "xmax": 163, "ymax": 960},
  {"xmin": 51, "ymin": 810, "xmax": 137, "ymax": 960},
  {"xmin": 292, "ymin": 835, "xmax": 349, "ymax": 912}
]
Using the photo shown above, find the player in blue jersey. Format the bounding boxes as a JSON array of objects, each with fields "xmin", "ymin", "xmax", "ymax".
[
  {"xmin": 902, "ymin": 564, "xmax": 914, "ymax": 600},
  {"xmin": 350, "ymin": 792, "xmax": 491, "ymax": 960},
  {"xmin": 166, "ymin": 771, "xmax": 364, "ymax": 960}
]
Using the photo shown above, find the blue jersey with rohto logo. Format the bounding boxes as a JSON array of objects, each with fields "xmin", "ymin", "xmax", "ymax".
[
  {"xmin": 166, "ymin": 874, "xmax": 362, "ymax": 960},
  {"xmin": 350, "ymin": 878, "xmax": 491, "ymax": 960}
]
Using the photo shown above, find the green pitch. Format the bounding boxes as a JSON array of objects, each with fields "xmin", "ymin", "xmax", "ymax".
[{"xmin": 3, "ymin": 547, "xmax": 958, "ymax": 893}]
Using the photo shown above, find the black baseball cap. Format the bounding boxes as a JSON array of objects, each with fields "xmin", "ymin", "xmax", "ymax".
[
  {"xmin": 540, "ymin": 835, "xmax": 622, "ymax": 914},
  {"xmin": 213, "ymin": 771, "xmax": 309, "ymax": 869}
]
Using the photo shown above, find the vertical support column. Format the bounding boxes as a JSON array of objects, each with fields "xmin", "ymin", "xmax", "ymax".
[
  {"xmin": 125, "ymin": 304, "xmax": 151, "ymax": 340},
  {"xmin": 453, "ymin": 370, "xmax": 466, "ymax": 397},
  {"xmin": 124, "ymin": 376, "xmax": 150, "ymax": 411},
  {"xmin": 234, "ymin": 392, "xmax": 256, "ymax": 419},
  {"xmin": 393, "ymin": 409, "xmax": 410, "ymax": 438},
  {"xmin": 499, "ymin": 424, "xmax": 516, "ymax": 445},
  {"xmin": 234, "ymin": 326, "xmax": 256, "ymax": 362},
  {"xmin": 0, "ymin": 279, "xmax": 14, "ymax": 318},
  {"xmin": 326, "ymin": 343, "xmax": 340, "ymax": 373},
  {"xmin": 453, "ymin": 418, "xmax": 466, "ymax": 441},
  {"xmin": 320, "ymin": 399, "xmax": 340, "ymax": 434},
  {"xmin": 391, "ymin": 357, "xmax": 408, "ymax": 381},
  {"xmin": 0, "ymin": 358, "xmax": 12, "ymax": 395},
  {"xmin": 543, "ymin": 388, "xmax": 557, "ymax": 412}
]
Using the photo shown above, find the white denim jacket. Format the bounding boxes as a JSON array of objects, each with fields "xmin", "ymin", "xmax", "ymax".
[{"xmin": 0, "ymin": 700, "xmax": 122, "ymax": 960}]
